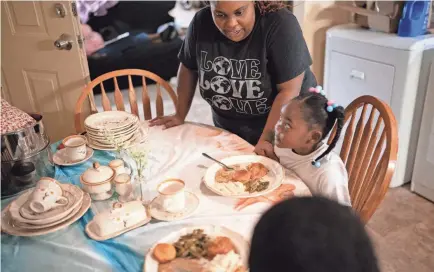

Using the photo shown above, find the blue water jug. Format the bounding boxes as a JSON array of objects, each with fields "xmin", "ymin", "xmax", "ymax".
[{"xmin": 398, "ymin": 0, "xmax": 430, "ymax": 37}]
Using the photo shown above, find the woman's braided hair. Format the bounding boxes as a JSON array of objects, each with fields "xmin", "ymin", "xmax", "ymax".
[
  {"xmin": 206, "ymin": 1, "xmax": 290, "ymax": 15},
  {"xmin": 255, "ymin": 1, "xmax": 291, "ymax": 15}
]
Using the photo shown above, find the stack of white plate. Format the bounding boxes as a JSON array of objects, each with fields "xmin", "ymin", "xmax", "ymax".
[
  {"xmin": 1, "ymin": 184, "xmax": 91, "ymax": 236},
  {"xmin": 84, "ymin": 111, "xmax": 142, "ymax": 151}
]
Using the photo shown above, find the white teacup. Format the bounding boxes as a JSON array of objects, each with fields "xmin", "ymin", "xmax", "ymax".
[
  {"xmin": 29, "ymin": 177, "xmax": 68, "ymax": 213},
  {"xmin": 157, "ymin": 179, "xmax": 186, "ymax": 213},
  {"xmin": 62, "ymin": 135, "xmax": 87, "ymax": 162}
]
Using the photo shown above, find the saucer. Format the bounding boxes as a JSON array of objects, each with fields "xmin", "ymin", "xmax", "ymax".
[
  {"xmin": 1, "ymin": 193, "xmax": 91, "ymax": 237},
  {"xmin": 53, "ymin": 147, "xmax": 94, "ymax": 166},
  {"xmin": 10, "ymin": 184, "xmax": 83, "ymax": 225},
  {"xmin": 15, "ymin": 204, "xmax": 81, "ymax": 230},
  {"xmin": 149, "ymin": 191, "xmax": 200, "ymax": 222},
  {"xmin": 19, "ymin": 184, "xmax": 83, "ymax": 221}
]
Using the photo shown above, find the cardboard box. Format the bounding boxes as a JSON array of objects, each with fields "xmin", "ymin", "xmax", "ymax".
[{"xmin": 336, "ymin": 1, "xmax": 404, "ymax": 33}]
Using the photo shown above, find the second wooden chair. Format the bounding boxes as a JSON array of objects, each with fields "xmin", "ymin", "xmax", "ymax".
[
  {"xmin": 329, "ymin": 95, "xmax": 399, "ymax": 223},
  {"xmin": 74, "ymin": 69, "xmax": 177, "ymax": 133}
]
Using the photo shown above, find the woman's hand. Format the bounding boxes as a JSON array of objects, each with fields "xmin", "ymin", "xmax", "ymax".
[
  {"xmin": 148, "ymin": 64, "xmax": 197, "ymax": 129},
  {"xmin": 149, "ymin": 114, "xmax": 184, "ymax": 129},
  {"xmin": 255, "ymin": 74, "xmax": 304, "ymax": 160},
  {"xmin": 254, "ymin": 140, "xmax": 279, "ymax": 161}
]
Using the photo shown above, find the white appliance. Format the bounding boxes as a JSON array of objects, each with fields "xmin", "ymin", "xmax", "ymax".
[
  {"xmin": 324, "ymin": 24, "xmax": 434, "ymax": 188},
  {"xmin": 411, "ymin": 48, "xmax": 434, "ymax": 202}
]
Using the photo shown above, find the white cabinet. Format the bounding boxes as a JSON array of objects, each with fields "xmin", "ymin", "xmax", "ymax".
[
  {"xmin": 411, "ymin": 49, "xmax": 434, "ymax": 202},
  {"xmin": 328, "ymin": 51, "xmax": 395, "ymax": 106},
  {"xmin": 324, "ymin": 24, "xmax": 434, "ymax": 188}
]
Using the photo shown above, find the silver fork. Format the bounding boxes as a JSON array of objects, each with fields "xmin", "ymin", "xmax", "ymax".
[{"xmin": 202, "ymin": 153, "xmax": 234, "ymax": 170}]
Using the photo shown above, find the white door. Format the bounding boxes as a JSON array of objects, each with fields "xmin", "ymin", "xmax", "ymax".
[{"xmin": 1, "ymin": 1, "xmax": 91, "ymax": 142}]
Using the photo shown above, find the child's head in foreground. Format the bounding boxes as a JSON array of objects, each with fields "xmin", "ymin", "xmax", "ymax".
[
  {"xmin": 275, "ymin": 87, "xmax": 345, "ymax": 167},
  {"xmin": 249, "ymin": 196, "xmax": 379, "ymax": 272}
]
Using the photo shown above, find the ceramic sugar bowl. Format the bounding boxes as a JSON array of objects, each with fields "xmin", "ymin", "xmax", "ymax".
[{"xmin": 80, "ymin": 162, "xmax": 115, "ymax": 201}]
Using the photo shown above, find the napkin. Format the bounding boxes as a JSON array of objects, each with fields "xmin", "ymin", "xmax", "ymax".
[{"xmin": 1, "ymin": 98, "xmax": 36, "ymax": 134}]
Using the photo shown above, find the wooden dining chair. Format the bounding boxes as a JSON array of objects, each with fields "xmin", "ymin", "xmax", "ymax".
[
  {"xmin": 74, "ymin": 69, "xmax": 178, "ymax": 133},
  {"xmin": 328, "ymin": 95, "xmax": 398, "ymax": 223}
]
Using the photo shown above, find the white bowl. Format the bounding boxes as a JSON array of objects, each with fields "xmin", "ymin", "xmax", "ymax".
[{"xmin": 80, "ymin": 162, "xmax": 115, "ymax": 200}]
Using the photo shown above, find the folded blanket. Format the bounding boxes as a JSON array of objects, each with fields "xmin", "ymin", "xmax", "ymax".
[
  {"xmin": 1, "ymin": 99, "xmax": 36, "ymax": 134},
  {"xmin": 76, "ymin": 0, "xmax": 119, "ymax": 24}
]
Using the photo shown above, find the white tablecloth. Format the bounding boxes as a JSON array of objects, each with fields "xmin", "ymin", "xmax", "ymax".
[{"xmin": 1, "ymin": 123, "xmax": 310, "ymax": 272}]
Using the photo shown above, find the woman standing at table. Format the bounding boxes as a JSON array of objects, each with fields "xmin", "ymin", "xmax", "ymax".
[{"xmin": 150, "ymin": 1, "xmax": 317, "ymax": 160}]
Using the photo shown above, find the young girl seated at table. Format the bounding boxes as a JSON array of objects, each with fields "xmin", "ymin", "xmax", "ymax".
[{"xmin": 274, "ymin": 87, "xmax": 351, "ymax": 206}]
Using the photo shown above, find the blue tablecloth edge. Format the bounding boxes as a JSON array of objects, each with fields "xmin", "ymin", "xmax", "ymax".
[{"xmin": 52, "ymin": 141, "xmax": 145, "ymax": 272}]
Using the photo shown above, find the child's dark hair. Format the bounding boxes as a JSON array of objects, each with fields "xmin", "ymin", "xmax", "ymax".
[
  {"xmin": 249, "ymin": 196, "xmax": 380, "ymax": 272},
  {"xmin": 295, "ymin": 89, "xmax": 345, "ymax": 166}
]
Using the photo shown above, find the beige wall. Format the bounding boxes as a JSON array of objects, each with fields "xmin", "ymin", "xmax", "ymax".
[{"xmin": 294, "ymin": 1, "xmax": 351, "ymax": 85}]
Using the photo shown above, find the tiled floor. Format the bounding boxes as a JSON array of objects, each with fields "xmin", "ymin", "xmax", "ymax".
[
  {"xmin": 367, "ymin": 185, "xmax": 434, "ymax": 272},
  {"xmin": 95, "ymin": 83, "xmax": 434, "ymax": 271}
]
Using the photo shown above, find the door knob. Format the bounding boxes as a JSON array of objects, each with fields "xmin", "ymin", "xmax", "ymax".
[{"xmin": 54, "ymin": 34, "xmax": 72, "ymax": 50}]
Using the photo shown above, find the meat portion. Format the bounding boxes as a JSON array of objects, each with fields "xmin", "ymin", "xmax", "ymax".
[
  {"xmin": 215, "ymin": 167, "xmax": 237, "ymax": 183},
  {"xmin": 158, "ymin": 258, "xmax": 205, "ymax": 272},
  {"xmin": 232, "ymin": 170, "xmax": 251, "ymax": 184},
  {"xmin": 235, "ymin": 266, "xmax": 248, "ymax": 272},
  {"xmin": 207, "ymin": 236, "xmax": 237, "ymax": 259},
  {"xmin": 247, "ymin": 163, "xmax": 268, "ymax": 180},
  {"xmin": 214, "ymin": 162, "xmax": 269, "ymax": 185}
]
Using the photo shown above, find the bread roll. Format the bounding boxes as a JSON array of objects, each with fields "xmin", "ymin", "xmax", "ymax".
[{"xmin": 153, "ymin": 243, "xmax": 177, "ymax": 264}]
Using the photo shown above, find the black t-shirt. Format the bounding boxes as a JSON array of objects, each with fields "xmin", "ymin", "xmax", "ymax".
[{"xmin": 178, "ymin": 7, "xmax": 316, "ymax": 143}]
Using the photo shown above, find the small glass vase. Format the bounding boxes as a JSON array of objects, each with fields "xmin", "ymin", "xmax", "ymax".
[{"xmin": 134, "ymin": 174, "xmax": 152, "ymax": 206}]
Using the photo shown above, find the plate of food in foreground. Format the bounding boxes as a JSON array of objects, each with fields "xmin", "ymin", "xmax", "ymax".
[
  {"xmin": 144, "ymin": 225, "xmax": 249, "ymax": 272},
  {"xmin": 203, "ymin": 155, "xmax": 284, "ymax": 198}
]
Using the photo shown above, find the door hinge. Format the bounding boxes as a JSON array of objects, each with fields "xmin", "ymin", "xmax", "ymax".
[
  {"xmin": 71, "ymin": 2, "xmax": 77, "ymax": 17},
  {"xmin": 77, "ymin": 35, "xmax": 84, "ymax": 49}
]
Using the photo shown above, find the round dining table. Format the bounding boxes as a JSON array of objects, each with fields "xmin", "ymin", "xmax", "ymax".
[{"xmin": 1, "ymin": 122, "xmax": 310, "ymax": 272}]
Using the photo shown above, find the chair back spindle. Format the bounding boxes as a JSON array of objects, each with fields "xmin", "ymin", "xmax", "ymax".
[{"xmin": 74, "ymin": 69, "xmax": 177, "ymax": 133}]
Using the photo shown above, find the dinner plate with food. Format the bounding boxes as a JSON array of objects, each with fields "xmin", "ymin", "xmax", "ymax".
[
  {"xmin": 144, "ymin": 225, "xmax": 249, "ymax": 272},
  {"xmin": 203, "ymin": 155, "xmax": 284, "ymax": 198}
]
